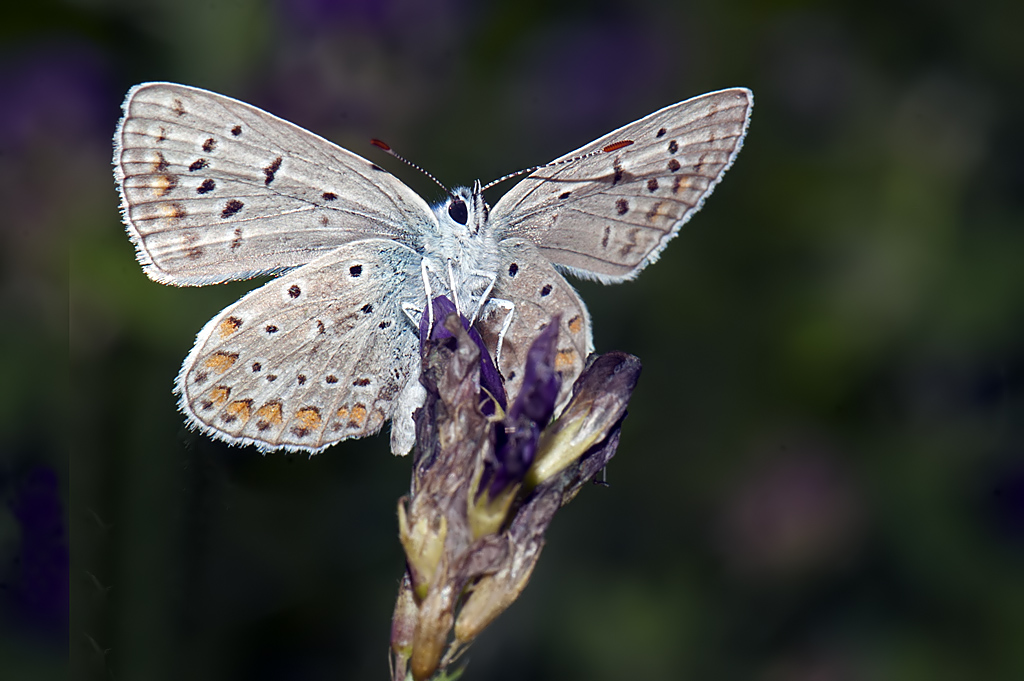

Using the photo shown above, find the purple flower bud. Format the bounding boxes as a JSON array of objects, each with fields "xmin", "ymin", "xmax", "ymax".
[
  {"xmin": 419, "ymin": 296, "xmax": 506, "ymax": 413},
  {"xmin": 485, "ymin": 320, "xmax": 562, "ymax": 499},
  {"xmin": 508, "ymin": 319, "xmax": 561, "ymax": 425}
]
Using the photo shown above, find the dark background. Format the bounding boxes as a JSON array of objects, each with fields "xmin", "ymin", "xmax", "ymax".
[{"xmin": 2, "ymin": 0, "xmax": 1023, "ymax": 679}]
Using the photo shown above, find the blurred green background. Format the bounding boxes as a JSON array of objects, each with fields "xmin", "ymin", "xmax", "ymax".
[{"xmin": 3, "ymin": 0, "xmax": 1023, "ymax": 678}]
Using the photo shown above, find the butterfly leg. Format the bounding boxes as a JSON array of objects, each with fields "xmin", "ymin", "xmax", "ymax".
[
  {"xmin": 465, "ymin": 268, "xmax": 498, "ymax": 326},
  {"xmin": 420, "ymin": 257, "xmax": 448, "ymax": 331},
  {"xmin": 421, "ymin": 257, "xmax": 435, "ymax": 330},
  {"xmin": 401, "ymin": 302, "xmax": 423, "ymax": 326},
  {"xmin": 482, "ymin": 297, "xmax": 515, "ymax": 370},
  {"xmin": 445, "ymin": 260, "xmax": 463, "ymax": 316}
]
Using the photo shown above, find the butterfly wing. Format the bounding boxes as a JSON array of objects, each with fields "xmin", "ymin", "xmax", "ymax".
[
  {"xmin": 115, "ymin": 82, "xmax": 435, "ymax": 286},
  {"xmin": 176, "ymin": 239, "xmax": 422, "ymax": 454},
  {"xmin": 491, "ymin": 88, "xmax": 752, "ymax": 282},
  {"xmin": 478, "ymin": 239, "xmax": 593, "ymax": 409}
]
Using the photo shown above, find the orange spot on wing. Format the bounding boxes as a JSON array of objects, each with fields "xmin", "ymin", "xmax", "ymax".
[
  {"xmin": 295, "ymin": 407, "xmax": 322, "ymax": 430},
  {"xmin": 209, "ymin": 386, "xmax": 231, "ymax": 405},
  {"xmin": 152, "ymin": 175, "xmax": 177, "ymax": 197},
  {"xmin": 336, "ymin": 406, "xmax": 349, "ymax": 421},
  {"xmin": 555, "ymin": 348, "xmax": 576, "ymax": 371},
  {"xmin": 368, "ymin": 408, "xmax": 385, "ymax": 431},
  {"xmin": 255, "ymin": 401, "xmax": 283, "ymax": 428},
  {"xmin": 225, "ymin": 399, "xmax": 252, "ymax": 422},
  {"xmin": 349, "ymin": 403, "xmax": 367, "ymax": 428},
  {"xmin": 150, "ymin": 151, "xmax": 169, "ymax": 172},
  {"xmin": 672, "ymin": 175, "xmax": 693, "ymax": 194},
  {"xmin": 218, "ymin": 316, "xmax": 242, "ymax": 338},
  {"xmin": 567, "ymin": 315, "xmax": 583, "ymax": 334},
  {"xmin": 158, "ymin": 202, "xmax": 186, "ymax": 219},
  {"xmin": 204, "ymin": 352, "xmax": 238, "ymax": 374}
]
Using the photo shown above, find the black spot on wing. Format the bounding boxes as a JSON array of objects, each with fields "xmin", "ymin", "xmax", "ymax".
[
  {"xmin": 202, "ymin": 137, "xmax": 216, "ymax": 152},
  {"xmin": 288, "ymin": 285, "xmax": 301, "ymax": 298},
  {"xmin": 612, "ymin": 161, "xmax": 625, "ymax": 186},
  {"xmin": 231, "ymin": 125, "xmax": 242, "ymax": 136},
  {"xmin": 189, "ymin": 158, "xmax": 208, "ymax": 172},
  {"xmin": 221, "ymin": 199, "xmax": 243, "ymax": 218},
  {"xmin": 322, "ymin": 192, "xmax": 337, "ymax": 201},
  {"xmin": 349, "ymin": 265, "xmax": 362, "ymax": 277},
  {"xmin": 197, "ymin": 179, "xmax": 215, "ymax": 194},
  {"xmin": 263, "ymin": 156, "xmax": 282, "ymax": 186}
]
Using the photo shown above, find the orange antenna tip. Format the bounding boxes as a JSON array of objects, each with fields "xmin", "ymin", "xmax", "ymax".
[{"xmin": 602, "ymin": 140, "xmax": 633, "ymax": 152}]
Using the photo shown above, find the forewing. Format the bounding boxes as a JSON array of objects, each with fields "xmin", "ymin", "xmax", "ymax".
[
  {"xmin": 478, "ymin": 238, "xmax": 593, "ymax": 409},
  {"xmin": 176, "ymin": 239, "xmax": 421, "ymax": 453},
  {"xmin": 492, "ymin": 88, "xmax": 752, "ymax": 282},
  {"xmin": 115, "ymin": 82, "xmax": 435, "ymax": 286}
]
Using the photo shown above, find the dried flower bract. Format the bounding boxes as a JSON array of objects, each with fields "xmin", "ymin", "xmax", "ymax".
[{"xmin": 391, "ymin": 301, "xmax": 640, "ymax": 680}]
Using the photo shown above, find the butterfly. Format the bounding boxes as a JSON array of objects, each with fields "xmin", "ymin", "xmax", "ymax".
[{"xmin": 114, "ymin": 83, "xmax": 752, "ymax": 455}]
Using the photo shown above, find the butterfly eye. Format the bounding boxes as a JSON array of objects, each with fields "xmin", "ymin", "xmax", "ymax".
[{"xmin": 448, "ymin": 198, "xmax": 468, "ymax": 225}]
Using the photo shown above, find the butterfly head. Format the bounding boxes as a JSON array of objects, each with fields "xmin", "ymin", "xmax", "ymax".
[{"xmin": 440, "ymin": 182, "xmax": 490, "ymax": 237}]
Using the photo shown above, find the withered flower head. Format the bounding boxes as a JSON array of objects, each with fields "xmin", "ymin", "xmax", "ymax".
[
  {"xmin": 483, "ymin": 315, "xmax": 559, "ymax": 501},
  {"xmin": 392, "ymin": 299, "xmax": 641, "ymax": 680},
  {"xmin": 418, "ymin": 295, "xmax": 505, "ymax": 415}
]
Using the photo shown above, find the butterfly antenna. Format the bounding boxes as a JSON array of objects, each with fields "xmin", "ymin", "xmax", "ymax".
[
  {"xmin": 480, "ymin": 139, "xmax": 634, "ymax": 192},
  {"xmin": 370, "ymin": 139, "xmax": 451, "ymax": 195}
]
